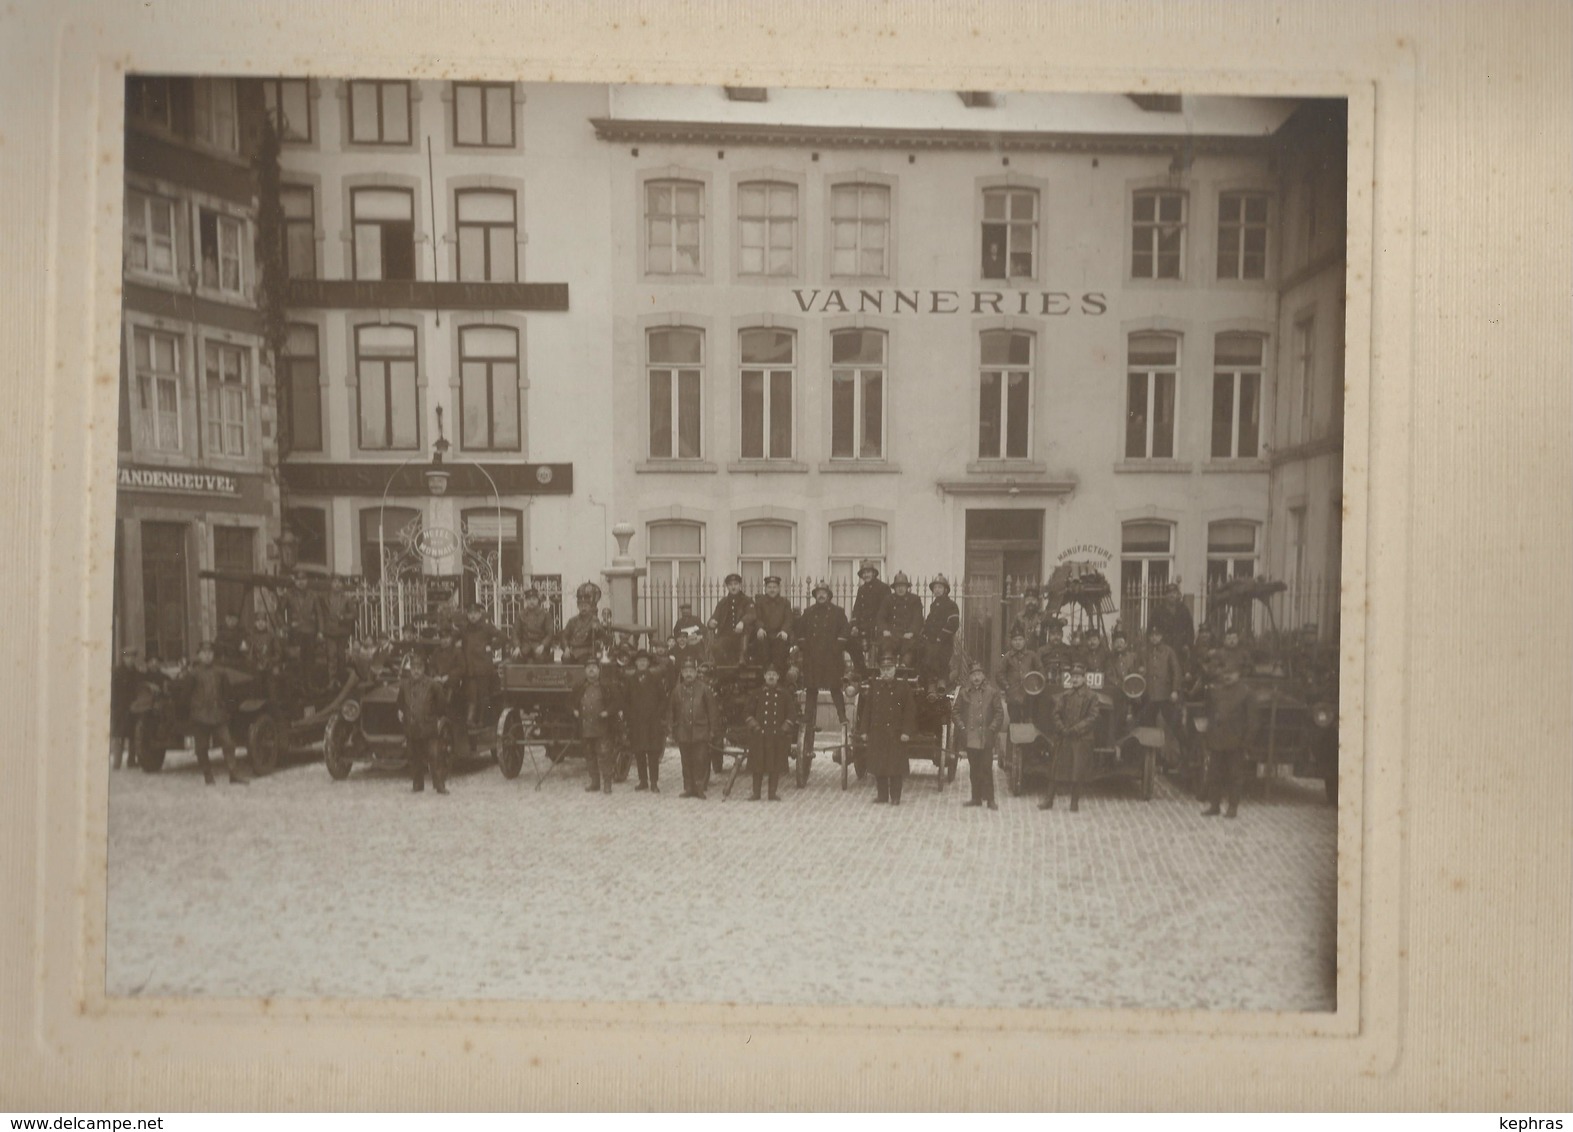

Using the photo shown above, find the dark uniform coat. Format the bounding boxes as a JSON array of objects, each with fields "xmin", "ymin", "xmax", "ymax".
[
  {"xmin": 668, "ymin": 679, "xmax": 719, "ymax": 744},
  {"xmin": 575, "ymin": 678, "xmax": 624, "ymax": 739},
  {"xmin": 920, "ymin": 594, "xmax": 960, "ymax": 677},
  {"xmin": 1205, "ymin": 680, "xmax": 1258, "ymax": 752},
  {"xmin": 323, "ymin": 591, "xmax": 357, "ymax": 639},
  {"xmin": 1008, "ymin": 610, "xmax": 1047, "ymax": 650},
  {"xmin": 396, "ymin": 672, "xmax": 446, "ymax": 739},
  {"xmin": 1142, "ymin": 641, "xmax": 1184, "ymax": 703},
  {"xmin": 951, "ymin": 683, "xmax": 1007, "ymax": 750},
  {"xmin": 624, "ymin": 669, "xmax": 670, "ymax": 752},
  {"xmin": 280, "ymin": 586, "xmax": 322, "ymax": 638},
  {"xmin": 995, "ymin": 645, "xmax": 1041, "ymax": 705},
  {"xmin": 460, "ymin": 620, "xmax": 507, "ymax": 679},
  {"xmin": 745, "ymin": 684, "xmax": 800, "ymax": 774},
  {"xmin": 1052, "ymin": 684, "xmax": 1102, "ymax": 781},
  {"xmin": 849, "ymin": 578, "xmax": 891, "ymax": 640},
  {"xmin": 858, "ymin": 677, "xmax": 917, "ymax": 777},
  {"xmin": 560, "ymin": 610, "xmax": 602, "ymax": 663},
  {"xmin": 244, "ymin": 626, "xmax": 279, "ymax": 671},
  {"xmin": 795, "ymin": 601, "xmax": 850, "ymax": 685},
  {"xmin": 513, "ymin": 604, "xmax": 556, "ymax": 656},
  {"xmin": 875, "ymin": 591, "xmax": 924, "ymax": 644},
  {"xmin": 110, "ymin": 661, "xmax": 144, "ymax": 738},
  {"xmin": 213, "ymin": 622, "xmax": 246, "ymax": 667},
  {"xmin": 181, "ymin": 662, "xmax": 242, "ymax": 727},
  {"xmin": 1151, "ymin": 597, "xmax": 1195, "ymax": 656},
  {"xmin": 708, "ymin": 592, "xmax": 754, "ymax": 664}
]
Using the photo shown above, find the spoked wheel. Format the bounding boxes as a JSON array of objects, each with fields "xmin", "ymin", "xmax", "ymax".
[
  {"xmin": 247, "ymin": 713, "xmax": 283, "ymax": 776},
  {"xmin": 134, "ymin": 718, "xmax": 165, "ymax": 773},
  {"xmin": 496, "ymin": 723, "xmax": 526, "ymax": 779},
  {"xmin": 323, "ymin": 716, "xmax": 354, "ymax": 780},
  {"xmin": 1006, "ymin": 744, "xmax": 1025, "ymax": 796}
]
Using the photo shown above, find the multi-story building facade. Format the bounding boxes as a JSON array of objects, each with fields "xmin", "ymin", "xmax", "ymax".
[
  {"xmin": 593, "ymin": 87, "xmax": 1319, "ymax": 649},
  {"xmin": 116, "ymin": 75, "xmax": 279, "ymax": 660},
  {"xmin": 1266, "ymin": 100, "xmax": 1347, "ymax": 641},
  {"xmin": 270, "ymin": 79, "xmax": 613, "ymax": 617}
]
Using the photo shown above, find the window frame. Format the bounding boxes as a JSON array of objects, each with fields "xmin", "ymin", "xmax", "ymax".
[
  {"xmin": 457, "ymin": 324, "xmax": 522, "ymax": 452},
  {"xmin": 737, "ymin": 520, "xmax": 797, "ymax": 586},
  {"xmin": 976, "ymin": 328, "xmax": 1035, "ymax": 461},
  {"xmin": 451, "ymin": 81, "xmax": 516, "ymax": 148},
  {"xmin": 1130, "ymin": 188, "xmax": 1189, "ymax": 281},
  {"xmin": 350, "ymin": 186, "xmax": 417, "ymax": 282},
  {"xmin": 282, "ymin": 322, "xmax": 322, "ymax": 453},
  {"xmin": 1209, "ymin": 333, "xmax": 1266, "ymax": 460},
  {"xmin": 196, "ymin": 207, "xmax": 247, "ymax": 298},
  {"xmin": 131, "ymin": 325, "xmax": 184, "ymax": 455},
  {"xmin": 202, "ymin": 339, "xmax": 249, "ymax": 458},
  {"xmin": 1295, "ymin": 314, "xmax": 1317, "ymax": 441},
  {"xmin": 125, "ymin": 189, "xmax": 179, "ymax": 281},
  {"xmin": 828, "ymin": 180, "xmax": 892, "ymax": 279},
  {"xmin": 126, "ymin": 76, "xmax": 172, "ymax": 130},
  {"xmin": 829, "ymin": 327, "xmax": 887, "ymax": 462},
  {"xmin": 738, "ymin": 327, "xmax": 796, "ymax": 462},
  {"xmin": 285, "ymin": 507, "xmax": 329, "ymax": 568},
  {"xmin": 279, "ymin": 183, "xmax": 317, "ymax": 280},
  {"xmin": 980, "ymin": 185, "xmax": 1040, "ymax": 282},
  {"xmin": 735, "ymin": 179, "xmax": 799, "ymax": 279},
  {"xmin": 192, "ymin": 78, "xmax": 239, "ymax": 154},
  {"xmin": 1119, "ymin": 519, "xmax": 1176, "ymax": 631},
  {"xmin": 1216, "ymin": 190, "xmax": 1271, "ymax": 281},
  {"xmin": 347, "ymin": 80, "xmax": 414, "ymax": 146},
  {"xmin": 1124, "ymin": 331, "xmax": 1181, "ymax": 461},
  {"xmin": 454, "ymin": 188, "xmax": 518, "ymax": 283},
  {"xmin": 827, "ymin": 519, "xmax": 886, "ymax": 582},
  {"xmin": 353, "ymin": 323, "xmax": 421, "ymax": 452},
  {"xmin": 642, "ymin": 176, "xmax": 706, "ymax": 279},
  {"xmin": 645, "ymin": 326, "xmax": 705, "ymax": 461},
  {"xmin": 261, "ymin": 78, "xmax": 313, "ymax": 143},
  {"xmin": 1206, "ymin": 519, "xmax": 1260, "ymax": 590}
]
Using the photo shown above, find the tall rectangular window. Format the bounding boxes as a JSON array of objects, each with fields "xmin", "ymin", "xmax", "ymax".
[
  {"xmin": 453, "ymin": 82, "xmax": 515, "ymax": 147},
  {"xmin": 462, "ymin": 509, "xmax": 524, "ymax": 589},
  {"xmin": 1217, "ymin": 191, "xmax": 1269, "ymax": 280},
  {"xmin": 981, "ymin": 187, "xmax": 1038, "ymax": 280},
  {"xmin": 198, "ymin": 209, "xmax": 244, "ymax": 295},
  {"xmin": 348, "ymin": 80, "xmax": 412, "ymax": 144},
  {"xmin": 279, "ymin": 185, "xmax": 316, "ymax": 279},
  {"xmin": 455, "ymin": 190, "xmax": 517, "ymax": 282},
  {"xmin": 739, "ymin": 328, "xmax": 794, "ymax": 460},
  {"xmin": 193, "ymin": 78, "xmax": 239, "ymax": 153},
  {"xmin": 738, "ymin": 521, "xmax": 795, "ymax": 587},
  {"xmin": 830, "ymin": 328, "xmax": 886, "ymax": 460},
  {"xmin": 1210, "ymin": 333, "xmax": 1264, "ymax": 458},
  {"xmin": 351, "ymin": 188, "xmax": 416, "ymax": 281},
  {"xmin": 459, "ymin": 326, "xmax": 520, "ymax": 451},
  {"xmin": 203, "ymin": 341, "xmax": 248, "ymax": 457},
  {"xmin": 978, "ymin": 330, "xmax": 1032, "ymax": 460},
  {"xmin": 361, "ymin": 507, "xmax": 420, "ymax": 584},
  {"xmin": 1120, "ymin": 520, "xmax": 1174, "ymax": 631},
  {"xmin": 830, "ymin": 183, "xmax": 889, "ymax": 276},
  {"xmin": 132, "ymin": 327, "xmax": 182, "ymax": 453},
  {"xmin": 285, "ymin": 507, "xmax": 328, "ymax": 567},
  {"xmin": 355, "ymin": 324, "xmax": 419, "ymax": 450},
  {"xmin": 1206, "ymin": 520, "xmax": 1259, "ymax": 591},
  {"xmin": 262, "ymin": 79, "xmax": 312, "ymax": 142},
  {"xmin": 1295, "ymin": 315, "xmax": 1316, "ymax": 439},
  {"xmin": 1125, "ymin": 333, "xmax": 1179, "ymax": 459},
  {"xmin": 141, "ymin": 521, "xmax": 188, "ymax": 661},
  {"xmin": 1132, "ymin": 190, "xmax": 1187, "ymax": 279},
  {"xmin": 645, "ymin": 180, "xmax": 703, "ymax": 276},
  {"xmin": 283, "ymin": 323, "xmax": 322, "ymax": 452},
  {"xmin": 646, "ymin": 521, "xmax": 705, "ymax": 635},
  {"xmin": 125, "ymin": 190, "xmax": 177, "ymax": 279},
  {"xmin": 647, "ymin": 327, "xmax": 703, "ymax": 459},
  {"xmin": 828, "ymin": 521, "xmax": 885, "ymax": 583},
  {"xmin": 737, "ymin": 181, "xmax": 797, "ymax": 276}
]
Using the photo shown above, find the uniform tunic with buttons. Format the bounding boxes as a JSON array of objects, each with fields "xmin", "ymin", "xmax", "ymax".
[
  {"xmin": 624, "ymin": 669, "xmax": 669, "ymax": 753},
  {"xmin": 668, "ymin": 679, "xmax": 718, "ymax": 744},
  {"xmin": 745, "ymin": 685, "xmax": 799, "ymax": 774},
  {"xmin": 859, "ymin": 677, "xmax": 917, "ymax": 778}
]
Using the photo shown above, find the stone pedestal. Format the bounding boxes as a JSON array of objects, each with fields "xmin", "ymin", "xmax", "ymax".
[{"xmin": 602, "ymin": 521, "xmax": 646, "ymax": 626}]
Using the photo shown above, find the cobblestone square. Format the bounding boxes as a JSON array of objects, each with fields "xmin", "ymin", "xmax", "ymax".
[{"xmin": 107, "ymin": 743, "xmax": 1337, "ymax": 1012}]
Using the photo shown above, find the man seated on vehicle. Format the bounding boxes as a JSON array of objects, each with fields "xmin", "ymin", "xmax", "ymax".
[
  {"xmin": 1037, "ymin": 616, "xmax": 1073, "ymax": 672},
  {"xmin": 560, "ymin": 593, "xmax": 603, "ymax": 666},
  {"xmin": 848, "ymin": 561, "xmax": 890, "ymax": 677},
  {"xmin": 875, "ymin": 572, "xmax": 924, "ymax": 669},
  {"xmin": 397, "ymin": 648, "xmax": 449, "ymax": 795},
  {"xmin": 995, "ymin": 629, "xmax": 1039, "ymax": 740},
  {"xmin": 459, "ymin": 604, "xmax": 508, "ymax": 727},
  {"xmin": 1140, "ymin": 625, "xmax": 1185, "ymax": 770},
  {"xmin": 919, "ymin": 575, "xmax": 960, "ymax": 683},
  {"xmin": 672, "ymin": 605, "xmax": 707, "ymax": 672},
  {"xmin": 242, "ymin": 612, "xmax": 279, "ymax": 675},
  {"xmin": 512, "ymin": 587, "xmax": 556, "ymax": 661},
  {"xmin": 1213, "ymin": 626, "xmax": 1253, "ymax": 681},
  {"xmin": 707, "ymin": 574, "xmax": 753, "ymax": 668},
  {"xmin": 1103, "ymin": 629, "xmax": 1143, "ymax": 745},
  {"xmin": 1076, "ymin": 627, "xmax": 1109, "ymax": 678},
  {"xmin": 280, "ymin": 571, "xmax": 324, "ymax": 666},
  {"xmin": 749, "ymin": 574, "xmax": 794, "ymax": 671}
]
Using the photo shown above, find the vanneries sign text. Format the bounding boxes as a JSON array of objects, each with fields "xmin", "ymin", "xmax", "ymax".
[{"xmin": 791, "ymin": 289, "xmax": 1108, "ymax": 316}]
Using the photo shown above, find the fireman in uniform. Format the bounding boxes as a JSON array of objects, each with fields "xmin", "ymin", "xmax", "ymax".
[
  {"xmin": 513, "ymin": 586, "xmax": 556, "ymax": 661},
  {"xmin": 1042, "ymin": 661, "xmax": 1099, "ymax": 812},
  {"xmin": 876, "ymin": 572, "xmax": 924, "ymax": 668},
  {"xmin": 669, "ymin": 657, "xmax": 719, "ymax": 799},
  {"xmin": 745, "ymin": 665, "xmax": 799, "ymax": 801},
  {"xmin": 1104, "ymin": 628, "xmax": 1144, "ymax": 745},
  {"xmin": 459, "ymin": 604, "xmax": 507, "ymax": 727},
  {"xmin": 280, "ymin": 571, "xmax": 323, "ymax": 671},
  {"xmin": 749, "ymin": 574, "xmax": 794, "ymax": 672},
  {"xmin": 213, "ymin": 611, "xmax": 246, "ymax": 668},
  {"xmin": 624, "ymin": 650, "xmax": 669, "ymax": 792},
  {"xmin": 1201, "ymin": 657, "xmax": 1259, "ymax": 818},
  {"xmin": 951, "ymin": 660, "xmax": 1005, "ymax": 810},
  {"xmin": 795, "ymin": 580, "xmax": 851, "ymax": 751},
  {"xmin": 560, "ymin": 582, "xmax": 604, "ymax": 665},
  {"xmin": 995, "ymin": 628, "xmax": 1040, "ymax": 740},
  {"xmin": 574, "ymin": 659, "xmax": 624, "ymax": 794},
  {"xmin": 397, "ymin": 648, "xmax": 449, "ymax": 794},
  {"xmin": 860, "ymin": 652, "xmax": 917, "ymax": 806},
  {"xmin": 1141, "ymin": 624, "xmax": 1186, "ymax": 770},
  {"xmin": 848, "ymin": 561, "xmax": 890, "ymax": 676},
  {"xmin": 1151, "ymin": 582, "xmax": 1196, "ymax": 659},
  {"xmin": 672, "ymin": 601, "xmax": 706, "ymax": 671},
  {"xmin": 919, "ymin": 574, "xmax": 960, "ymax": 683},
  {"xmin": 322, "ymin": 576, "xmax": 358, "ymax": 687},
  {"xmin": 1009, "ymin": 595, "xmax": 1048, "ymax": 651},
  {"xmin": 707, "ymin": 573, "xmax": 753, "ymax": 667}
]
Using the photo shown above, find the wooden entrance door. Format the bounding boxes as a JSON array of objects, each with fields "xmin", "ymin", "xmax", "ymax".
[
  {"xmin": 141, "ymin": 521, "xmax": 189, "ymax": 662},
  {"xmin": 962, "ymin": 509, "xmax": 1044, "ymax": 665}
]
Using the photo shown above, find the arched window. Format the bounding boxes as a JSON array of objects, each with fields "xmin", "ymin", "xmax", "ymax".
[
  {"xmin": 828, "ymin": 520, "xmax": 885, "ymax": 583},
  {"xmin": 1211, "ymin": 333, "xmax": 1264, "ymax": 459},
  {"xmin": 1120, "ymin": 519, "xmax": 1175, "ymax": 631},
  {"xmin": 1126, "ymin": 332, "xmax": 1179, "ymax": 460},
  {"xmin": 739, "ymin": 328, "xmax": 795, "ymax": 461},
  {"xmin": 646, "ymin": 520, "xmax": 706, "ymax": 636},
  {"xmin": 738, "ymin": 521, "xmax": 795, "ymax": 588}
]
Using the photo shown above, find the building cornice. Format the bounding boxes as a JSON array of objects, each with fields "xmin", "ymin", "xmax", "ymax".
[
  {"xmin": 936, "ymin": 474, "xmax": 1078, "ymax": 497},
  {"xmin": 590, "ymin": 117, "xmax": 1275, "ymax": 157},
  {"xmin": 1269, "ymin": 435, "xmax": 1343, "ymax": 467}
]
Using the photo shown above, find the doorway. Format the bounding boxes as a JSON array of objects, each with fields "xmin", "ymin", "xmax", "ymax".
[
  {"xmin": 213, "ymin": 525, "xmax": 256, "ymax": 624},
  {"xmin": 141, "ymin": 521, "xmax": 189, "ymax": 662},
  {"xmin": 962, "ymin": 509, "xmax": 1043, "ymax": 665}
]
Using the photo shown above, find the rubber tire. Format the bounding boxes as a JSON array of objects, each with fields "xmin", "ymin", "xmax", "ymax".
[
  {"xmin": 1006, "ymin": 744, "xmax": 1025, "ymax": 797},
  {"xmin": 1141, "ymin": 748, "xmax": 1156, "ymax": 800},
  {"xmin": 613, "ymin": 749, "xmax": 632, "ymax": 784},
  {"xmin": 134, "ymin": 718, "xmax": 166, "ymax": 773},
  {"xmin": 247, "ymin": 714, "xmax": 282, "ymax": 776},
  {"xmin": 497, "ymin": 724, "xmax": 526, "ymax": 779},
  {"xmin": 323, "ymin": 716, "xmax": 354, "ymax": 780}
]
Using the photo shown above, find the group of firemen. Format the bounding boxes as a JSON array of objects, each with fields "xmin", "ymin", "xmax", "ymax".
[{"xmin": 113, "ymin": 565, "xmax": 1270, "ymax": 817}]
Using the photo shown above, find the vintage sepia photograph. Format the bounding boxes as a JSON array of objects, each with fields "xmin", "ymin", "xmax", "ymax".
[{"xmin": 105, "ymin": 76, "xmax": 1348, "ymax": 1012}]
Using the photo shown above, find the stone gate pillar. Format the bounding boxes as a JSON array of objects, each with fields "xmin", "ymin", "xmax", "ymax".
[{"xmin": 602, "ymin": 521, "xmax": 646, "ymax": 626}]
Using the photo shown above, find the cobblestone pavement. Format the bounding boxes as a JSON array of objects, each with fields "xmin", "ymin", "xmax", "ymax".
[{"xmin": 107, "ymin": 742, "xmax": 1337, "ymax": 1011}]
